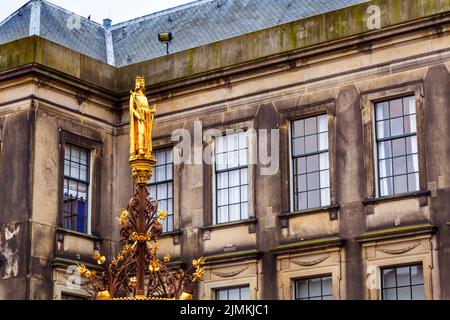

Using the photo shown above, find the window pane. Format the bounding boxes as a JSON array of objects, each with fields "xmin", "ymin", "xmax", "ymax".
[
  {"xmin": 240, "ymin": 185, "xmax": 248, "ymax": 202},
  {"xmin": 307, "ymin": 172, "xmax": 320, "ymax": 190},
  {"xmin": 319, "ymin": 153, "xmax": 329, "ymax": 170},
  {"xmin": 307, "ymin": 190, "xmax": 320, "ymax": 208},
  {"xmin": 229, "ymin": 187, "xmax": 240, "ymax": 204},
  {"xmin": 318, "ymin": 115, "xmax": 328, "ymax": 133},
  {"xmin": 322, "ymin": 277, "xmax": 332, "ymax": 296},
  {"xmin": 404, "ymin": 115, "xmax": 417, "ymax": 134},
  {"xmin": 396, "ymin": 266, "xmax": 411, "ymax": 287},
  {"xmin": 228, "ymin": 170, "xmax": 239, "ymax": 187},
  {"xmin": 393, "ymin": 156, "xmax": 407, "ymax": 175},
  {"xmin": 379, "ymin": 159, "xmax": 393, "ymax": 178},
  {"xmin": 240, "ymin": 168, "xmax": 248, "ymax": 185},
  {"xmin": 239, "ymin": 132, "xmax": 247, "ymax": 149},
  {"xmin": 412, "ymin": 285, "xmax": 424, "ymax": 300},
  {"xmin": 321, "ymin": 188, "xmax": 330, "ymax": 206},
  {"xmin": 229, "ymin": 204, "xmax": 240, "ymax": 221},
  {"xmin": 240, "ymin": 287, "xmax": 250, "ymax": 300},
  {"xmin": 306, "ymin": 155, "xmax": 319, "ymax": 172},
  {"xmin": 397, "ymin": 287, "xmax": 411, "ymax": 300},
  {"xmin": 239, "ymin": 149, "xmax": 247, "ymax": 166},
  {"xmin": 406, "ymin": 136, "xmax": 418, "ymax": 154},
  {"xmin": 383, "ymin": 288, "xmax": 397, "ymax": 300},
  {"xmin": 380, "ymin": 177, "xmax": 393, "ymax": 196},
  {"xmin": 308, "ymin": 278, "xmax": 321, "ymax": 297},
  {"xmin": 390, "ymin": 117, "xmax": 404, "ymax": 136},
  {"xmin": 293, "ymin": 120, "xmax": 304, "ymax": 138},
  {"xmin": 411, "ymin": 265, "xmax": 424, "ymax": 285},
  {"xmin": 378, "ymin": 141, "xmax": 392, "ymax": 159},
  {"xmin": 403, "ymin": 96, "xmax": 416, "ymax": 115},
  {"xmin": 382, "ymin": 268, "xmax": 396, "ymax": 288},
  {"xmin": 394, "ymin": 175, "xmax": 408, "ymax": 194},
  {"xmin": 216, "ymin": 136, "xmax": 225, "ymax": 153},
  {"xmin": 217, "ymin": 207, "xmax": 228, "ymax": 224},
  {"xmin": 407, "ymin": 154, "xmax": 419, "ymax": 173},
  {"xmin": 240, "ymin": 203, "xmax": 248, "ymax": 219},
  {"xmin": 318, "ymin": 133, "xmax": 328, "ymax": 151},
  {"xmin": 392, "ymin": 138, "xmax": 406, "ymax": 157},
  {"xmin": 228, "ymin": 288, "xmax": 240, "ymax": 300},
  {"xmin": 377, "ymin": 120, "xmax": 390, "ymax": 139},
  {"xmin": 217, "ymin": 172, "xmax": 228, "ymax": 189},
  {"xmin": 296, "ymin": 280, "xmax": 308, "ymax": 299},
  {"xmin": 227, "ymin": 150, "xmax": 239, "ymax": 168},
  {"xmin": 305, "ymin": 135, "xmax": 317, "ymax": 153},
  {"xmin": 298, "ymin": 193, "xmax": 307, "ymax": 210},
  {"xmin": 376, "ymin": 101, "xmax": 389, "ymax": 120},
  {"xmin": 293, "ymin": 138, "xmax": 305, "ymax": 156},
  {"xmin": 320, "ymin": 170, "xmax": 329, "ymax": 188},
  {"xmin": 218, "ymin": 189, "xmax": 228, "ymax": 206},
  {"xmin": 408, "ymin": 173, "xmax": 419, "ymax": 191},
  {"xmin": 227, "ymin": 134, "xmax": 238, "ymax": 152},
  {"xmin": 389, "ymin": 98, "xmax": 403, "ymax": 118},
  {"xmin": 217, "ymin": 290, "xmax": 228, "ymax": 300},
  {"xmin": 305, "ymin": 117, "xmax": 317, "ymax": 135},
  {"xmin": 298, "ymin": 158, "xmax": 307, "ymax": 174}
]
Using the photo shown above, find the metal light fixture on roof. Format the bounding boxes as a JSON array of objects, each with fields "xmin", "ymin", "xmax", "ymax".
[{"xmin": 158, "ymin": 32, "xmax": 173, "ymax": 55}]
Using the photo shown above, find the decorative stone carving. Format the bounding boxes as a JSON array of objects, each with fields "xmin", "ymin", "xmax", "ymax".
[
  {"xmin": 376, "ymin": 242, "xmax": 420, "ymax": 255},
  {"xmin": 211, "ymin": 267, "xmax": 248, "ymax": 278},
  {"xmin": 291, "ymin": 255, "xmax": 330, "ymax": 267}
]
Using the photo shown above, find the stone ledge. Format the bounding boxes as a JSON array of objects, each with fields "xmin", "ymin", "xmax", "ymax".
[
  {"xmin": 270, "ymin": 236, "xmax": 344, "ymax": 255},
  {"xmin": 355, "ymin": 223, "xmax": 437, "ymax": 243},
  {"xmin": 203, "ymin": 250, "xmax": 262, "ymax": 265}
]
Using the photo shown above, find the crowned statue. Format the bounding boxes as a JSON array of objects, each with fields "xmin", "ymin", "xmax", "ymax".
[{"xmin": 129, "ymin": 76, "xmax": 156, "ymax": 160}]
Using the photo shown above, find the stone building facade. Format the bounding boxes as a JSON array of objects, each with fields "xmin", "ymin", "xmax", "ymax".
[{"xmin": 0, "ymin": 0, "xmax": 449, "ymax": 300}]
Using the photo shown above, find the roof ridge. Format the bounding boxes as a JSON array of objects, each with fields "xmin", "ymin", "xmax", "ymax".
[
  {"xmin": 40, "ymin": 0, "xmax": 105, "ymax": 28},
  {"xmin": 0, "ymin": 1, "xmax": 32, "ymax": 29},
  {"xmin": 110, "ymin": 0, "xmax": 215, "ymax": 30}
]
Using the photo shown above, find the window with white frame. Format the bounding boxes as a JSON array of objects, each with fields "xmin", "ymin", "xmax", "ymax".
[
  {"xmin": 63, "ymin": 144, "xmax": 90, "ymax": 234},
  {"xmin": 148, "ymin": 148, "xmax": 174, "ymax": 232},
  {"xmin": 291, "ymin": 115, "xmax": 330, "ymax": 211},
  {"xmin": 381, "ymin": 264, "xmax": 424, "ymax": 300},
  {"xmin": 215, "ymin": 285, "xmax": 250, "ymax": 300},
  {"xmin": 294, "ymin": 275, "xmax": 333, "ymax": 300},
  {"xmin": 375, "ymin": 96, "xmax": 419, "ymax": 197},
  {"xmin": 214, "ymin": 131, "xmax": 248, "ymax": 224}
]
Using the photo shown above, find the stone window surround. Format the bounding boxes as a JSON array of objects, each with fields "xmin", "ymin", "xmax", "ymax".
[
  {"xmin": 58, "ymin": 130, "xmax": 102, "ymax": 236},
  {"xmin": 202, "ymin": 120, "xmax": 256, "ymax": 230},
  {"xmin": 276, "ymin": 247, "xmax": 342, "ymax": 300},
  {"xmin": 53, "ymin": 267, "xmax": 91, "ymax": 300},
  {"xmin": 278, "ymin": 100, "xmax": 338, "ymax": 222},
  {"xmin": 199, "ymin": 259, "xmax": 259, "ymax": 300},
  {"xmin": 362, "ymin": 234, "xmax": 433, "ymax": 300},
  {"xmin": 151, "ymin": 137, "xmax": 182, "ymax": 244},
  {"xmin": 360, "ymin": 82, "xmax": 428, "ymax": 208}
]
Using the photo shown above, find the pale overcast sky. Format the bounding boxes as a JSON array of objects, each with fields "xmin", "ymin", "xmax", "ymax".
[{"xmin": 1, "ymin": 0, "xmax": 196, "ymax": 24}]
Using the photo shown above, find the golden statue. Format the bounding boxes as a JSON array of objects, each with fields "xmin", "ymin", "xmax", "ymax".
[{"xmin": 129, "ymin": 76, "xmax": 156, "ymax": 160}]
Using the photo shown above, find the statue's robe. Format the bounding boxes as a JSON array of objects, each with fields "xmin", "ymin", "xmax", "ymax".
[{"xmin": 129, "ymin": 92, "xmax": 154, "ymax": 157}]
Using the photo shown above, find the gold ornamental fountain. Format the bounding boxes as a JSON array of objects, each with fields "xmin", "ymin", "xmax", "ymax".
[{"xmin": 76, "ymin": 76, "xmax": 205, "ymax": 300}]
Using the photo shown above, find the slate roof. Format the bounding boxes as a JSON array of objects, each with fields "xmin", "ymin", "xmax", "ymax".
[{"xmin": 0, "ymin": 0, "xmax": 369, "ymax": 67}]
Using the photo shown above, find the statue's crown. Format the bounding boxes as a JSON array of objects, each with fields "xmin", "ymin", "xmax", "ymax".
[{"xmin": 135, "ymin": 76, "xmax": 145, "ymax": 87}]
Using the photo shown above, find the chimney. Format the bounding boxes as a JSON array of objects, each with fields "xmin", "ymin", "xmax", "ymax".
[{"xmin": 103, "ymin": 18, "xmax": 112, "ymax": 29}]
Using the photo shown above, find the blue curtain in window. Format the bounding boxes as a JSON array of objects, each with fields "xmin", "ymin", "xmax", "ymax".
[{"xmin": 77, "ymin": 200, "xmax": 86, "ymax": 233}]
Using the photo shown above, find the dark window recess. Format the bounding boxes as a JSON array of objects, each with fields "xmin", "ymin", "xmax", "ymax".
[
  {"xmin": 148, "ymin": 148, "xmax": 174, "ymax": 232},
  {"xmin": 215, "ymin": 285, "xmax": 250, "ymax": 300},
  {"xmin": 63, "ymin": 144, "xmax": 90, "ymax": 234},
  {"xmin": 214, "ymin": 132, "xmax": 249, "ymax": 224},
  {"xmin": 381, "ymin": 264, "xmax": 424, "ymax": 300},
  {"xmin": 291, "ymin": 115, "xmax": 330, "ymax": 211},
  {"xmin": 294, "ymin": 275, "xmax": 333, "ymax": 300},
  {"xmin": 375, "ymin": 96, "xmax": 419, "ymax": 197}
]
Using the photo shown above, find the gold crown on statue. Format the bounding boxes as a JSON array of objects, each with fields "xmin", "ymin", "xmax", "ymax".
[{"xmin": 135, "ymin": 76, "xmax": 145, "ymax": 88}]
